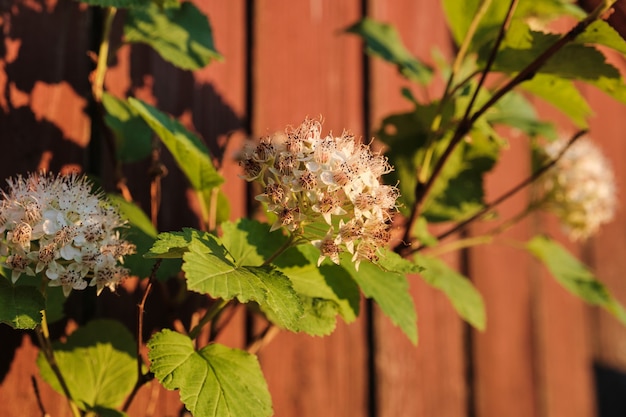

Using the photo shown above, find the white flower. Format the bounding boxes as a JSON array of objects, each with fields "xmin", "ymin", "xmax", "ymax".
[
  {"xmin": 240, "ymin": 118, "xmax": 398, "ymax": 268},
  {"xmin": 0, "ymin": 172, "xmax": 136, "ymax": 295},
  {"xmin": 537, "ymin": 137, "xmax": 617, "ymax": 240}
]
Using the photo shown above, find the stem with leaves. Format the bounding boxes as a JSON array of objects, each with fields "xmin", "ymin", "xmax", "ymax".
[{"xmin": 399, "ymin": 0, "xmax": 615, "ymax": 252}]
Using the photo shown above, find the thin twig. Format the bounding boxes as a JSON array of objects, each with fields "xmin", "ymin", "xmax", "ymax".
[
  {"xmin": 246, "ymin": 324, "xmax": 280, "ymax": 354},
  {"xmin": 31, "ymin": 376, "xmax": 50, "ymax": 417},
  {"xmin": 398, "ymin": 1, "xmax": 614, "ymax": 253},
  {"xmin": 122, "ymin": 259, "xmax": 162, "ymax": 412},
  {"xmin": 407, "ymin": 130, "xmax": 587, "ymax": 255},
  {"xmin": 400, "ymin": 0, "xmax": 519, "ymax": 248}
]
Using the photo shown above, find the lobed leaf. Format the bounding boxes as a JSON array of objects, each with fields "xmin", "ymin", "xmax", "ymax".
[
  {"xmin": 0, "ymin": 279, "xmax": 44, "ymax": 329},
  {"xmin": 124, "ymin": 2, "xmax": 222, "ymax": 70},
  {"xmin": 181, "ymin": 231, "xmax": 303, "ymax": 331},
  {"xmin": 345, "ymin": 17, "xmax": 432, "ymax": 84},
  {"xmin": 414, "ymin": 254, "xmax": 486, "ymax": 331},
  {"xmin": 527, "ymin": 235, "xmax": 626, "ymax": 324},
  {"xmin": 148, "ymin": 330, "xmax": 272, "ymax": 417},
  {"xmin": 129, "ymin": 98, "xmax": 223, "ymax": 191},
  {"xmin": 37, "ymin": 320, "xmax": 137, "ymax": 411}
]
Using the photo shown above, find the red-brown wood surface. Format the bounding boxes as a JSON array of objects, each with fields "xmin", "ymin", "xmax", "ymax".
[{"xmin": 1, "ymin": 1, "xmax": 626, "ymax": 417}]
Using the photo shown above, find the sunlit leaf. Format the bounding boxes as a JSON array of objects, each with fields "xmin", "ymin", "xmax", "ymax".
[
  {"xmin": 124, "ymin": 2, "xmax": 222, "ymax": 70},
  {"xmin": 148, "ymin": 330, "xmax": 272, "ymax": 417},
  {"xmin": 37, "ymin": 320, "xmax": 137, "ymax": 411},
  {"xmin": 129, "ymin": 98, "xmax": 224, "ymax": 191},
  {"xmin": 415, "ymin": 254, "xmax": 486, "ymax": 330},
  {"xmin": 75, "ymin": 0, "xmax": 150, "ymax": 8},
  {"xmin": 527, "ymin": 235, "xmax": 626, "ymax": 324},
  {"xmin": 102, "ymin": 93, "xmax": 152, "ymax": 163},
  {"xmin": 346, "ymin": 17, "xmax": 432, "ymax": 84},
  {"xmin": 341, "ymin": 250, "xmax": 418, "ymax": 344}
]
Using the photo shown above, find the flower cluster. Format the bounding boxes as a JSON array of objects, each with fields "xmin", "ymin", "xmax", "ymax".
[
  {"xmin": 240, "ymin": 118, "xmax": 398, "ymax": 268},
  {"xmin": 0, "ymin": 172, "xmax": 136, "ymax": 296},
  {"xmin": 537, "ymin": 137, "xmax": 617, "ymax": 241}
]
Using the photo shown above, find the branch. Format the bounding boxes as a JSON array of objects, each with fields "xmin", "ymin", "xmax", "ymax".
[{"xmin": 407, "ymin": 130, "xmax": 587, "ymax": 255}]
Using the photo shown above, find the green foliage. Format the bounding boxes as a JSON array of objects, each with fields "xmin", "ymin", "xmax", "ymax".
[
  {"xmin": 527, "ymin": 236, "xmax": 626, "ymax": 324},
  {"xmin": 108, "ymin": 194, "xmax": 181, "ymax": 279},
  {"xmin": 129, "ymin": 98, "xmax": 224, "ymax": 191},
  {"xmin": 0, "ymin": 278, "xmax": 44, "ymax": 329},
  {"xmin": 345, "ymin": 17, "xmax": 433, "ymax": 84},
  {"xmin": 124, "ymin": 2, "xmax": 222, "ymax": 70},
  {"xmin": 414, "ymin": 254, "xmax": 486, "ymax": 330},
  {"xmin": 75, "ymin": 0, "xmax": 150, "ymax": 9},
  {"xmin": 341, "ymin": 250, "xmax": 418, "ymax": 345},
  {"xmin": 102, "ymin": 93, "xmax": 152, "ymax": 163},
  {"xmin": 37, "ymin": 320, "xmax": 137, "ymax": 412},
  {"xmin": 148, "ymin": 330, "xmax": 273, "ymax": 417}
]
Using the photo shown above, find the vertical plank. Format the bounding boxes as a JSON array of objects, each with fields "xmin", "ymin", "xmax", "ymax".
[
  {"xmin": 368, "ymin": 2, "xmax": 468, "ymax": 416},
  {"xmin": 469, "ymin": 137, "xmax": 539, "ymax": 417},
  {"xmin": 252, "ymin": 1, "xmax": 368, "ymax": 416}
]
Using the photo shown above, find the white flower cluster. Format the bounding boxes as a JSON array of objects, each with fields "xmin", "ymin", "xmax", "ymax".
[
  {"xmin": 538, "ymin": 137, "xmax": 617, "ymax": 241},
  {"xmin": 240, "ymin": 118, "xmax": 398, "ymax": 269},
  {"xmin": 0, "ymin": 172, "xmax": 136, "ymax": 296}
]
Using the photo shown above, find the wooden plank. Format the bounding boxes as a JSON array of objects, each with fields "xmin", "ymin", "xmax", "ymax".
[
  {"xmin": 469, "ymin": 138, "xmax": 539, "ymax": 417},
  {"xmin": 368, "ymin": 2, "xmax": 468, "ymax": 416},
  {"xmin": 252, "ymin": 1, "xmax": 368, "ymax": 416}
]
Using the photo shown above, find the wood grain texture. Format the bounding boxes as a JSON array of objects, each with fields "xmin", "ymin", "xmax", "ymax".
[
  {"xmin": 251, "ymin": 1, "xmax": 368, "ymax": 416},
  {"xmin": 367, "ymin": 2, "xmax": 467, "ymax": 416}
]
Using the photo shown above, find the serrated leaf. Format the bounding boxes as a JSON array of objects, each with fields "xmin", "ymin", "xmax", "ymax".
[
  {"xmin": 414, "ymin": 254, "xmax": 486, "ymax": 330},
  {"xmin": 37, "ymin": 320, "xmax": 137, "ymax": 411},
  {"xmin": 102, "ymin": 93, "xmax": 152, "ymax": 163},
  {"xmin": 182, "ymin": 233, "xmax": 303, "ymax": 331},
  {"xmin": 129, "ymin": 98, "xmax": 223, "ymax": 191},
  {"xmin": 0, "ymin": 279, "xmax": 44, "ymax": 329},
  {"xmin": 527, "ymin": 235, "xmax": 626, "ymax": 324},
  {"xmin": 220, "ymin": 219, "xmax": 360, "ymax": 331},
  {"xmin": 108, "ymin": 194, "xmax": 181, "ymax": 279},
  {"xmin": 148, "ymin": 330, "xmax": 272, "ymax": 417},
  {"xmin": 75, "ymin": 0, "xmax": 150, "ymax": 8},
  {"xmin": 145, "ymin": 229, "xmax": 193, "ymax": 259},
  {"xmin": 346, "ymin": 17, "xmax": 432, "ymax": 84},
  {"xmin": 124, "ymin": 2, "xmax": 222, "ymax": 70},
  {"xmin": 521, "ymin": 74, "xmax": 591, "ymax": 128},
  {"xmin": 341, "ymin": 250, "xmax": 418, "ymax": 344},
  {"xmin": 576, "ymin": 20, "xmax": 626, "ymax": 55}
]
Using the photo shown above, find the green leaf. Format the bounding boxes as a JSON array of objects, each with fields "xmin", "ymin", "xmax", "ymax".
[
  {"xmin": 148, "ymin": 330, "xmax": 272, "ymax": 417},
  {"xmin": 0, "ymin": 279, "xmax": 44, "ymax": 329},
  {"xmin": 527, "ymin": 235, "xmax": 626, "ymax": 324},
  {"xmin": 487, "ymin": 91, "xmax": 557, "ymax": 139},
  {"xmin": 37, "ymin": 320, "xmax": 137, "ymax": 411},
  {"xmin": 129, "ymin": 98, "xmax": 223, "ymax": 191},
  {"xmin": 108, "ymin": 194, "xmax": 181, "ymax": 279},
  {"xmin": 341, "ymin": 250, "xmax": 418, "ymax": 344},
  {"xmin": 102, "ymin": 93, "xmax": 152, "ymax": 163},
  {"xmin": 124, "ymin": 2, "xmax": 222, "ymax": 70},
  {"xmin": 520, "ymin": 74, "xmax": 591, "ymax": 128},
  {"xmin": 75, "ymin": 0, "xmax": 150, "ymax": 8},
  {"xmin": 182, "ymin": 230, "xmax": 303, "ymax": 331},
  {"xmin": 576, "ymin": 20, "xmax": 626, "ymax": 55},
  {"xmin": 145, "ymin": 228, "xmax": 202, "ymax": 259},
  {"xmin": 220, "ymin": 219, "xmax": 360, "ymax": 334},
  {"xmin": 414, "ymin": 254, "xmax": 486, "ymax": 330},
  {"xmin": 346, "ymin": 17, "xmax": 432, "ymax": 84}
]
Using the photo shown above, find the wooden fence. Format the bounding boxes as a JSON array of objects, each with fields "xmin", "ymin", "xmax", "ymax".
[{"xmin": 2, "ymin": 1, "xmax": 626, "ymax": 416}]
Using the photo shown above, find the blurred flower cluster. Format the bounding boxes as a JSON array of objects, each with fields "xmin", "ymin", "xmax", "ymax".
[
  {"xmin": 537, "ymin": 137, "xmax": 617, "ymax": 241},
  {"xmin": 0, "ymin": 172, "xmax": 135, "ymax": 296},
  {"xmin": 240, "ymin": 118, "xmax": 399, "ymax": 268}
]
